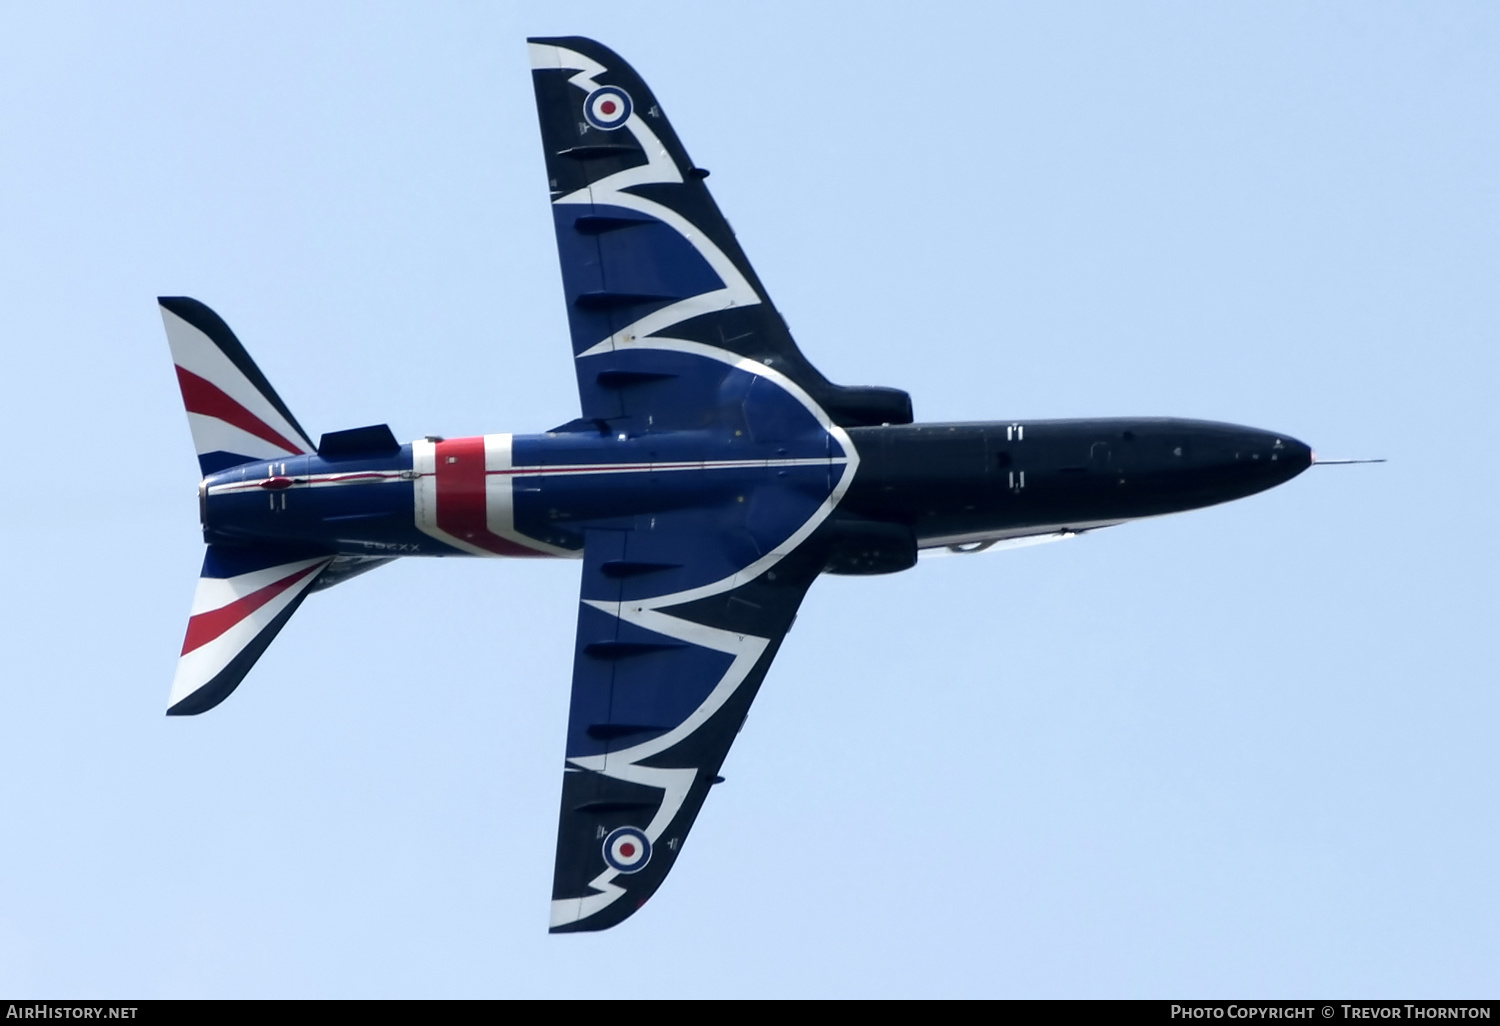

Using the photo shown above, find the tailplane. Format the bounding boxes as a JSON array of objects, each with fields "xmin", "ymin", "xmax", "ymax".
[
  {"xmin": 169, "ymin": 545, "xmax": 332, "ymax": 715},
  {"xmin": 161, "ymin": 297, "xmax": 333, "ymax": 715},
  {"xmin": 160, "ymin": 297, "xmax": 314, "ymax": 474}
]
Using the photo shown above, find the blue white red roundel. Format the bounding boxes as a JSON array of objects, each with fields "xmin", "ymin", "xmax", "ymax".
[
  {"xmin": 583, "ymin": 86, "xmax": 633, "ymax": 131},
  {"xmin": 603, "ymin": 826, "xmax": 651, "ymax": 873}
]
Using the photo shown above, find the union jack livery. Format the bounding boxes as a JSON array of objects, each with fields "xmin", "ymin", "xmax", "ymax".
[{"xmin": 164, "ymin": 37, "xmax": 1318, "ymax": 932}]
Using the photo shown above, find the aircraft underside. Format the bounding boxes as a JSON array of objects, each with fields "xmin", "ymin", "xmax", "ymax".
[
  {"xmin": 159, "ymin": 36, "xmax": 1313, "ymax": 932},
  {"xmin": 199, "ymin": 418, "xmax": 1309, "ymax": 563}
]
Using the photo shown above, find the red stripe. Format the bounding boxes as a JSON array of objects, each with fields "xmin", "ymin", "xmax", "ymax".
[
  {"xmin": 180, "ymin": 564, "xmax": 323, "ymax": 655},
  {"xmin": 318, "ymin": 472, "xmax": 395, "ymax": 483},
  {"xmin": 494, "ymin": 463, "xmax": 656, "ymax": 475},
  {"xmin": 176, "ymin": 366, "xmax": 306, "ymax": 455},
  {"xmin": 434, "ymin": 437, "xmax": 545, "ymax": 556}
]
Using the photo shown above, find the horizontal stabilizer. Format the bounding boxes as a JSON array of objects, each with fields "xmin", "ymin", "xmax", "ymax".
[
  {"xmin": 168, "ymin": 545, "xmax": 332, "ymax": 716},
  {"xmin": 160, "ymin": 297, "xmax": 314, "ymax": 475}
]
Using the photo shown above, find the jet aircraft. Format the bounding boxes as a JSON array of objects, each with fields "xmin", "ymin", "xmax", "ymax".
[{"xmin": 163, "ymin": 37, "xmax": 1315, "ymax": 932}]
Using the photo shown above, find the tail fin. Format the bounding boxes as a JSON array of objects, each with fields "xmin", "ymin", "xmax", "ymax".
[
  {"xmin": 169, "ymin": 545, "xmax": 333, "ymax": 715},
  {"xmin": 159, "ymin": 297, "xmax": 314, "ymax": 475}
]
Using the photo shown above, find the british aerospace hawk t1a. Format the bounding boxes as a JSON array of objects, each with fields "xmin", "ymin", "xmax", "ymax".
[{"xmin": 162, "ymin": 37, "xmax": 1315, "ymax": 932}]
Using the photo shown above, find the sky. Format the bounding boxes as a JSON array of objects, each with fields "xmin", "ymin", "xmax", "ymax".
[{"xmin": 0, "ymin": 1, "xmax": 1496, "ymax": 998}]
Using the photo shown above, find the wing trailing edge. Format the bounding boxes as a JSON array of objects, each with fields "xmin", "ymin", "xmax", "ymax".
[
  {"xmin": 527, "ymin": 36, "xmax": 913, "ymax": 432},
  {"xmin": 549, "ymin": 531, "xmax": 831, "ymax": 932}
]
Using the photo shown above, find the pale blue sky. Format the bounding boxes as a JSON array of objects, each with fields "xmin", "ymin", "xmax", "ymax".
[{"xmin": 0, "ymin": 2, "xmax": 1495, "ymax": 997}]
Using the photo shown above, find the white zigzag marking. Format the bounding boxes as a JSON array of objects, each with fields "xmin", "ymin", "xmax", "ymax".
[{"xmin": 534, "ymin": 40, "xmax": 860, "ymax": 927}]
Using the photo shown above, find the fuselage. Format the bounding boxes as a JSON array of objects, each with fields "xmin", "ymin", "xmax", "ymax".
[
  {"xmin": 200, "ymin": 417, "xmax": 1312, "ymax": 560},
  {"xmin": 159, "ymin": 35, "xmax": 1332, "ymax": 933},
  {"xmin": 842, "ymin": 417, "xmax": 1310, "ymax": 549}
]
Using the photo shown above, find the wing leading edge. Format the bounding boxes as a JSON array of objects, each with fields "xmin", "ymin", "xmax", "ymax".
[
  {"xmin": 531, "ymin": 36, "xmax": 890, "ymax": 931},
  {"xmin": 545, "ymin": 348, "xmax": 855, "ymax": 930},
  {"xmin": 551, "ymin": 529, "xmax": 829, "ymax": 932},
  {"xmin": 528, "ymin": 36, "xmax": 912, "ymax": 432}
]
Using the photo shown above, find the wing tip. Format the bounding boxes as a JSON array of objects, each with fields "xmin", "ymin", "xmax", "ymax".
[
  {"xmin": 164, "ymin": 677, "xmax": 241, "ymax": 717},
  {"xmin": 548, "ymin": 891, "xmax": 646, "ymax": 934},
  {"xmin": 158, "ymin": 295, "xmax": 205, "ymax": 320}
]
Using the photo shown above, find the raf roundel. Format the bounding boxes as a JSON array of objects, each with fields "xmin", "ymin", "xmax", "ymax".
[
  {"xmin": 583, "ymin": 86, "xmax": 633, "ymax": 131},
  {"xmin": 603, "ymin": 826, "xmax": 652, "ymax": 874}
]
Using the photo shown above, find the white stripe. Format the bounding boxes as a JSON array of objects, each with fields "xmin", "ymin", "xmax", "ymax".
[
  {"xmin": 169, "ymin": 559, "xmax": 329, "ymax": 709},
  {"xmin": 484, "ymin": 434, "xmax": 574, "ymax": 558},
  {"xmin": 919, "ymin": 517, "xmax": 1130, "ymax": 552},
  {"xmin": 575, "ymin": 605, "xmax": 768, "ymax": 774},
  {"xmin": 549, "ymin": 882, "xmax": 624, "ymax": 930},
  {"xmin": 554, "ymin": 343, "xmax": 860, "ymax": 924},
  {"xmin": 533, "ymin": 39, "xmax": 864, "ymax": 929},
  {"xmin": 184, "ymin": 413, "xmax": 300, "ymax": 463},
  {"xmin": 520, "ymin": 456, "xmax": 842, "ymax": 476},
  {"xmin": 299, "ymin": 470, "xmax": 406, "ymax": 487},
  {"xmin": 208, "ymin": 455, "xmax": 839, "ymax": 497},
  {"xmin": 484, "ymin": 433, "xmax": 518, "ymax": 544},
  {"xmin": 162, "ymin": 307, "xmax": 312, "ymax": 454},
  {"xmin": 576, "ymin": 340, "xmax": 860, "ymax": 608},
  {"xmin": 410, "ymin": 439, "xmax": 489, "ymax": 556},
  {"xmin": 529, "ymin": 42, "xmax": 606, "ymax": 77},
  {"xmin": 206, "ymin": 469, "xmax": 408, "ymax": 497},
  {"xmin": 187, "ymin": 556, "xmax": 330, "ymax": 615},
  {"xmin": 536, "ymin": 40, "xmax": 759, "ymax": 359}
]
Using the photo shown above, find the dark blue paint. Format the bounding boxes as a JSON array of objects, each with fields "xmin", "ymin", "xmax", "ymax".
[
  {"xmin": 202, "ymin": 359, "xmax": 844, "ymax": 583},
  {"xmin": 200, "ymin": 542, "xmax": 327, "ymax": 578},
  {"xmin": 198, "ymin": 450, "xmax": 260, "ymax": 475},
  {"xmin": 198, "ymin": 358, "xmax": 845, "ymax": 756},
  {"xmin": 551, "ymin": 202, "xmax": 725, "ymax": 361},
  {"xmin": 566, "ymin": 600, "xmax": 735, "ymax": 759}
]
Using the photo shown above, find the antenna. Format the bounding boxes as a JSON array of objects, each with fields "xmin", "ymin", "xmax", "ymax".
[{"xmin": 1311, "ymin": 454, "xmax": 1386, "ymax": 466}]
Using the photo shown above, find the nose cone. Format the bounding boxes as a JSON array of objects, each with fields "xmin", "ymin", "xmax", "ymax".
[
  {"xmin": 1167, "ymin": 422, "xmax": 1313, "ymax": 507},
  {"xmin": 1267, "ymin": 432, "xmax": 1313, "ymax": 482},
  {"xmin": 1218, "ymin": 427, "xmax": 1313, "ymax": 497},
  {"xmin": 1110, "ymin": 419, "xmax": 1313, "ymax": 518}
]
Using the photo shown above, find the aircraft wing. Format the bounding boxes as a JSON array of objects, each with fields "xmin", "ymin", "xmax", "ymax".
[
  {"xmin": 550, "ymin": 525, "xmax": 829, "ymax": 932},
  {"xmin": 529, "ymin": 36, "xmax": 912, "ymax": 431},
  {"xmin": 530, "ymin": 36, "xmax": 898, "ymax": 931}
]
